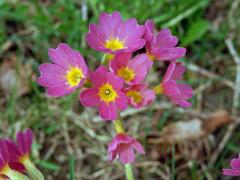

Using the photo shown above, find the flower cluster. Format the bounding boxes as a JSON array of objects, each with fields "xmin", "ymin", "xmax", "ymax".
[
  {"xmin": 37, "ymin": 11, "xmax": 193, "ymax": 164},
  {"xmin": 0, "ymin": 129, "xmax": 44, "ymax": 180}
]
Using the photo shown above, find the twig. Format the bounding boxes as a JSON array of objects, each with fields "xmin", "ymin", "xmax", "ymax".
[
  {"xmin": 81, "ymin": 0, "xmax": 88, "ymax": 21},
  {"xmin": 186, "ymin": 63, "xmax": 235, "ymax": 89},
  {"xmin": 210, "ymin": 123, "xmax": 237, "ymax": 164},
  {"xmin": 210, "ymin": 38, "xmax": 240, "ymax": 164},
  {"xmin": 225, "ymin": 38, "xmax": 240, "ymax": 114}
]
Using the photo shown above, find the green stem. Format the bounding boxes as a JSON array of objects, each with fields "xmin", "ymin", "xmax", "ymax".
[
  {"xmin": 125, "ymin": 164, "xmax": 134, "ymax": 180},
  {"xmin": 23, "ymin": 159, "xmax": 44, "ymax": 180},
  {"xmin": 101, "ymin": 54, "xmax": 108, "ymax": 65},
  {"xmin": 101, "ymin": 53, "xmax": 114, "ymax": 66},
  {"xmin": 4, "ymin": 168, "xmax": 30, "ymax": 180},
  {"xmin": 113, "ymin": 118, "xmax": 125, "ymax": 134}
]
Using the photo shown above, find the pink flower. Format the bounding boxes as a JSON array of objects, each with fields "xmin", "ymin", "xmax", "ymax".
[
  {"xmin": 157, "ymin": 60, "xmax": 193, "ymax": 107},
  {"xmin": 108, "ymin": 133, "xmax": 145, "ymax": 164},
  {"xmin": 5, "ymin": 129, "xmax": 44, "ymax": 180},
  {"xmin": 110, "ymin": 53, "xmax": 152, "ymax": 84},
  {"xmin": 0, "ymin": 139, "xmax": 25, "ymax": 175},
  {"xmin": 4, "ymin": 129, "xmax": 34, "ymax": 173},
  {"xmin": 223, "ymin": 154, "xmax": 240, "ymax": 176},
  {"xmin": 80, "ymin": 66, "xmax": 128, "ymax": 120},
  {"xmin": 86, "ymin": 12, "xmax": 145, "ymax": 54},
  {"xmin": 124, "ymin": 83, "xmax": 155, "ymax": 108},
  {"xmin": 144, "ymin": 20, "xmax": 186, "ymax": 61},
  {"xmin": 37, "ymin": 43, "xmax": 88, "ymax": 97},
  {"xmin": 5, "ymin": 129, "xmax": 33, "ymax": 165},
  {"xmin": 0, "ymin": 140, "xmax": 9, "ymax": 174}
]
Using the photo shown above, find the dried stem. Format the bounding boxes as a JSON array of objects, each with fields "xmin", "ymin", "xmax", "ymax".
[
  {"xmin": 210, "ymin": 38, "xmax": 240, "ymax": 164},
  {"xmin": 225, "ymin": 38, "xmax": 240, "ymax": 114}
]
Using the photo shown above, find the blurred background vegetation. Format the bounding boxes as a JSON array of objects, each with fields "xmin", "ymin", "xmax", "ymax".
[{"xmin": 0, "ymin": 0, "xmax": 240, "ymax": 179}]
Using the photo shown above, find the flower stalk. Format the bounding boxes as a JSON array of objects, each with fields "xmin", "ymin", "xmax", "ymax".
[
  {"xmin": 23, "ymin": 159, "xmax": 44, "ymax": 180},
  {"xmin": 113, "ymin": 118, "xmax": 125, "ymax": 134},
  {"xmin": 125, "ymin": 164, "xmax": 134, "ymax": 180},
  {"xmin": 4, "ymin": 167, "xmax": 29, "ymax": 180}
]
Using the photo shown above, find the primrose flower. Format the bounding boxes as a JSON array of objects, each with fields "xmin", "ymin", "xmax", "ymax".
[
  {"xmin": 124, "ymin": 83, "xmax": 155, "ymax": 108},
  {"xmin": 5, "ymin": 129, "xmax": 44, "ymax": 180},
  {"xmin": 223, "ymin": 154, "xmax": 240, "ymax": 176},
  {"xmin": 6, "ymin": 129, "xmax": 33, "ymax": 165},
  {"xmin": 0, "ymin": 140, "xmax": 9, "ymax": 175},
  {"xmin": 0, "ymin": 140, "xmax": 28, "ymax": 180},
  {"xmin": 108, "ymin": 133, "xmax": 145, "ymax": 164},
  {"xmin": 144, "ymin": 20, "xmax": 186, "ymax": 61},
  {"xmin": 37, "ymin": 43, "xmax": 88, "ymax": 97},
  {"xmin": 155, "ymin": 60, "xmax": 193, "ymax": 107},
  {"xmin": 80, "ymin": 66, "xmax": 127, "ymax": 120},
  {"xmin": 110, "ymin": 53, "xmax": 152, "ymax": 84},
  {"xmin": 86, "ymin": 11, "xmax": 145, "ymax": 54}
]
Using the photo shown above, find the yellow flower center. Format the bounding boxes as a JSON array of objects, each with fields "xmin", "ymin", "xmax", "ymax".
[
  {"xmin": 105, "ymin": 53, "xmax": 115, "ymax": 61},
  {"xmin": 153, "ymin": 84, "xmax": 163, "ymax": 94},
  {"xmin": 98, "ymin": 83, "xmax": 118, "ymax": 103},
  {"xmin": 126, "ymin": 90, "xmax": 142, "ymax": 103},
  {"xmin": 18, "ymin": 154, "xmax": 29, "ymax": 164},
  {"xmin": 146, "ymin": 51, "xmax": 155, "ymax": 61},
  {"xmin": 117, "ymin": 67, "xmax": 135, "ymax": 82},
  {"xmin": 65, "ymin": 67, "xmax": 84, "ymax": 87},
  {"xmin": 0, "ymin": 165, "xmax": 10, "ymax": 174},
  {"xmin": 105, "ymin": 38, "xmax": 124, "ymax": 51}
]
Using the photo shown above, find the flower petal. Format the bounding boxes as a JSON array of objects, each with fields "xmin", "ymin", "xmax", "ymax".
[
  {"xmin": 106, "ymin": 73, "xmax": 124, "ymax": 91},
  {"xmin": 37, "ymin": 63, "xmax": 66, "ymax": 87},
  {"xmin": 132, "ymin": 140, "xmax": 145, "ymax": 154},
  {"xmin": 86, "ymin": 24, "xmax": 107, "ymax": 52},
  {"xmin": 162, "ymin": 80, "xmax": 181, "ymax": 96},
  {"xmin": 163, "ymin": 60, "xmax": 176, "ymax": 81},
  {"xmin": 108, "ymin": 149, "xmax": 118, "ymax": 162},
  {"xmin": 171, "ymin": 62, "xmax": 186, "ymax": 80},
  {"xmin": 223, "ymin": 169, "xmax": 240, "ymax": 176},
  {"xmin": 152, "ymin": 47, "xmax": 186, "ymax": 61},
  {"xmin": 119, "ymin": 145, "xmax": 135, "ymax": 164},
  {"xmin": 144, "ymin": 20, "xmax": 154, "ymax": 43},
  {"xmin": 46, "ymin": 84, "xmax": 76, "ymax": 97},
  {"xmin": 173, "ymin": 98, "xmax": 192, "ymax": 108},
  {"xmin": 98, "ymin": 102, "xmax": 117, "ymax": 120},
  {"xmin": 141, "ymin": 89, "xmax": 156, "ymax": 106},
  {"xmin": 156, "ymin": 28, "xmax": 178, "ymax": 48},
  {"xmin": 178, "ymin": 84, "xmax": 193, "ymax": 99},
  {"xmin": 231, "ymin": 159, "xmax": 240, "ymax": 170},
  {"xmin": 108, "ymin": 134, "xmax": 133, "ymax": 152},
  {"xmin": 80, "ymin": 88, "xmax": 100, "ymax": 107},
  {"xmin": 9, "ymin": 162, "xmax": 26, "ymax": 173},
  {"xmin": 115, "ymin": 91, "xmax": 128, "ymax": 110},
  {"xmin": 109, "ymin": 52, "xmax": 131, "ymax": 74},
  {"xmin": 48, "ymin": 43, "xmax": 75, "ymax": 69},
  {"xmin": 16, "ymin": 129, "xmax": 34, "ymax": 155},
  {"xmin": 128, "ymin": 53, "xmax": 153, "ymax": 83},
  {"xmin": 89, "ymin": 66, "xmax": 108, "ymax": 87},
  {"xmin": 5, "ymin": 139, "xmax": 21, "ymax": 161},
  {"xmin": 99, "ymin": 11, "xmax": 122, "ymax": 37},
  {"xmin": 0, "ymin": 140, "xmax": 8, "ymax": 167}
]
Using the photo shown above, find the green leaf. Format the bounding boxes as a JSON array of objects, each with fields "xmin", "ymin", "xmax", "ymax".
[
  {"xmin": 68, "ymin": 155, "xmax": 75, "ymax": 180},
  {"xmin": 182, "ymin": 19, "xmax": 209, "ymax": 46},
  {"xmin": 38, "ymin": 160, "xmax": 60, "ymax": 171}
]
